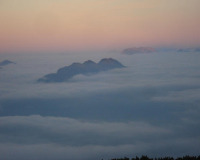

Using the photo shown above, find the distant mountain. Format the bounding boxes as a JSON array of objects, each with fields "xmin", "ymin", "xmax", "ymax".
[
  {"xmin": 177, "ymin": 49, "xmax": 185, "ymax": 52},
  {"xmin": 177, "ymin": 48, "xmax": 193, "ymax": 52},
  {"xmin": 38, "ymin": 58, "xmax": 125, "ymax": 83},
  {"xmin": 195, "ymin": 48, "xmax": 200, "ymax": 52},
  {"xmin": 121, "ymin": 47, "xmax": 157, "ymax": 55},
  {"xmin": 177, "ymin": 48, "xmax": 200, "ymax": 52},
  {"xmin": 0, "ymin": 60, "xmax": 16, "ymax": 66}
]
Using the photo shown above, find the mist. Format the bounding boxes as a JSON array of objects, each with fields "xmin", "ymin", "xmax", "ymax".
[{"xmin": 0, "ymin": 51, "xmax": 200, "ymax": 160}]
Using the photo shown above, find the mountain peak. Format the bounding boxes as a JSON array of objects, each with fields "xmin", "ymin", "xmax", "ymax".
[
  {"xmin": 83, "ymin": 60, "xmax": 97, "ymax": 65},
  {"xmin": 99, "ymin": 58, "xmax": 115, "ymax": 62},
  {"xmin": 121, "ymin": 47, "xmax": 157, "ymax": 55},
  {"xmin": 0, "ymin": 60, "xmax": 16, "ymax": 66},
  {"xmin": 38, "ymin": 58, "xmax": 125, "ymax": 83},
  {"xmin": 70, "ymin": 62, "xmax": 82, "ymax": 66},
  {"xmin": 98, "ymin": 58, "xmax": 125, "ymax": 70}
]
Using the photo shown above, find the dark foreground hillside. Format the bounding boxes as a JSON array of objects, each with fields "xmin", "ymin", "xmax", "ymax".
[{"xmin": 107, "ymin": 155, "xmax": 200, "ymax": 160}]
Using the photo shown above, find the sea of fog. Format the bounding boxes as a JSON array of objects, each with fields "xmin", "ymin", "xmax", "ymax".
[{"xmin": 0, "ymin": 51, "xmax": 200, "ymax": 160}]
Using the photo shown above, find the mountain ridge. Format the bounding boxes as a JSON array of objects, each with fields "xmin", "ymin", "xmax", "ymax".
[
  {"xmin": 38, "ymin": 58, "xmax": 125, "ymax": 83},
  {"xmin": 121, "ymin": 47, "xmax": 157, "ymax": 55},
  {"xmin": 0, "ymin": 60, "xmax": 16, "ymax": 66}
]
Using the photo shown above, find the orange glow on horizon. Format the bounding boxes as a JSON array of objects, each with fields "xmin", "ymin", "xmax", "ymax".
[{"xmin": 0, "ymin": 0, "xmax": 200, "ymax": 53}]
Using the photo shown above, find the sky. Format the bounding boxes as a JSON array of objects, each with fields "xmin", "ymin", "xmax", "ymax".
[{"xmin": 0, "ymin": 0, "xmax": 200, "ymax": 53}]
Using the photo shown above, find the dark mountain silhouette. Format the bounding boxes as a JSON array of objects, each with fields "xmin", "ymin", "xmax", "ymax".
[
  {"xmin": 195, "ymin": 48, "xmax": 200, "ymax": 52},
  {"xmin": 121, "ymin": 47, "xmax": 157, "ymax": 55},
  {"xmin": 177, "ymin": 48, "xmax": 193, "ymax": 52},
  {"xmin": 177, "ymin": 48, "xmax": 200, "ymax": 52},
  {"xmin": 177, "ymin": 49, "xmax": 185, "ymax": 52},
  {"xmin": 38, "ymin": 58, "xmax": 125, "ymax": 83},
  {"xmin": 0, "ymin": 60, "xmax": 16, "ymax": 66}
]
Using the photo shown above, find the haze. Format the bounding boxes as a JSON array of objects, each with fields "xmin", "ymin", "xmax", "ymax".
[
  {"xmin": 0, "ymin": 1, "xmax": 200, "ymax": 160},
  {"xmin": 0, "ymin": 0, "xmax": 200, "ymax": 52}
]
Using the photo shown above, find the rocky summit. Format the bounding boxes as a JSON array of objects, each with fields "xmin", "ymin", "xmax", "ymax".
[
  {"xmin": 38, "ymin": 58, "xmax": 125, "ymax": 83},
  {"xmin": 0, "ymin": 60, "xmax": 16, "ymax": 66},
  {"xmin": 121, "ymin": 47, "xmax": 157, "ymax": 55}
]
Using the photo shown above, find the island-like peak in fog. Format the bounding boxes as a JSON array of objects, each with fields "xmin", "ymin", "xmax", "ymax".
[
  {"xmin": 121, "ymin": 47, "xmax": 157, "ymax": 55},
  {"xmin": 0, "ymin": 60, "xmax": 16, "ymax": 66},
  {"xmin": 38, "ymin": 58, "xmax": 125, "ymax": 83}
]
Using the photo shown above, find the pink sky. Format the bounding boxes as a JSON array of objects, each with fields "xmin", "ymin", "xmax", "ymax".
[{"xmin": 0, "ymin": 0, "xmax": 200, "ymax": 53}]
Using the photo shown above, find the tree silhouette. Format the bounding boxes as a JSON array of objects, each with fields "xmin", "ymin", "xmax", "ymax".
[{"xmin": 110, "ymin": 155, "xmax": 200, "ymax": 160}]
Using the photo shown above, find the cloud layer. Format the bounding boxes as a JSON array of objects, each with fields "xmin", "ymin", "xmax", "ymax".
[
  {"xmin": 0, "ymin": 51, "xmax": 200, "ymax": 159},
  {"xmin": 0, "ymin": 115, "xmax": 200, "ymax": 160}
]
